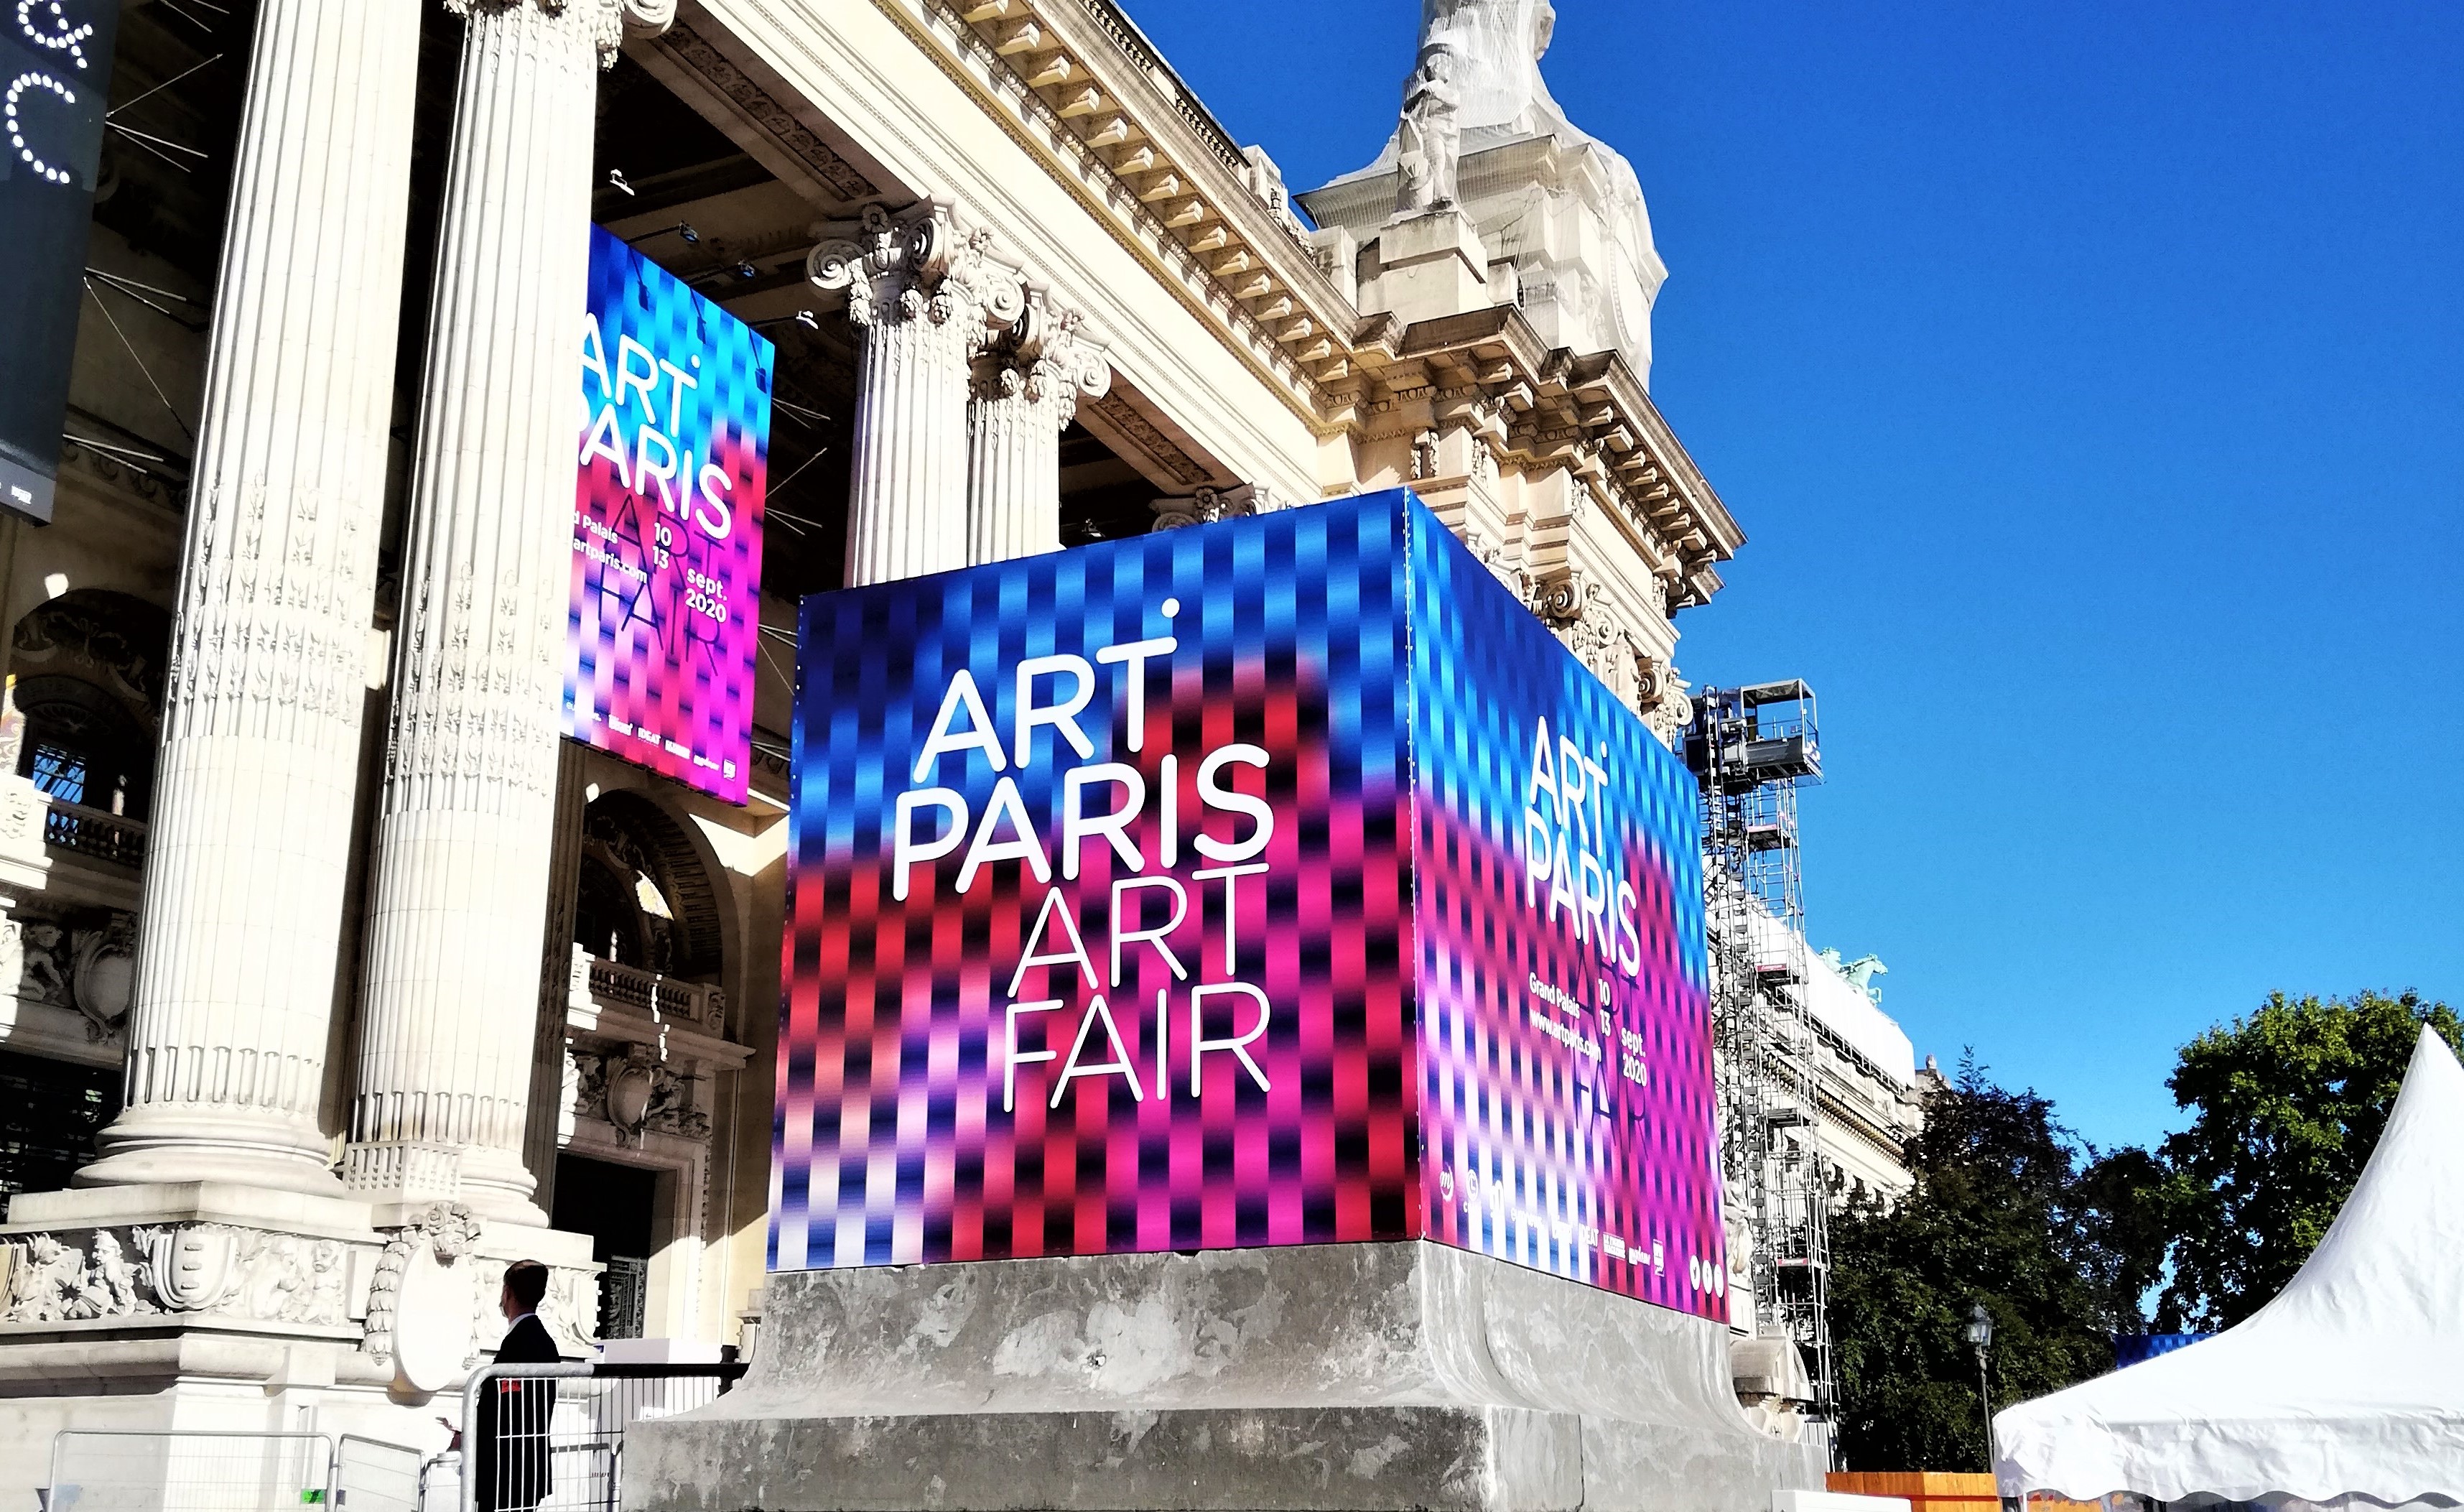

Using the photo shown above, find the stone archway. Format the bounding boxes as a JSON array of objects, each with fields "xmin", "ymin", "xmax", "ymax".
[
  {"xmin": 7, "ymin": 590, "xmax": 171, "ymax": 821},
  {"xmin": 572, "ymin": 790, "xmax": 725, "ymax": 980}
]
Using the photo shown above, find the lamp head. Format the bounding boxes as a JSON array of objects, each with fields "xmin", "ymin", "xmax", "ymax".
[{"xmin": 1964, "ymin": 1302, "xmax": 1994, "ymax": 1350}]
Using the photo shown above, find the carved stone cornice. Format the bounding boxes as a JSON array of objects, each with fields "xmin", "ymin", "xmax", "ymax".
[
  {"xmin": 856, "ymin": 0, "xmax": 1359, "ymax": 429},
  {"xmin": 1372, "ymin": 305, "xmax": 1743, "ymax": 608},
  {"xmin": 650, "ymin": 19, "xmax": 878, "ymax": 199},
  {"xmin": 1081, "ymin": 391, "xmax": 1212, "ymax": 488}
]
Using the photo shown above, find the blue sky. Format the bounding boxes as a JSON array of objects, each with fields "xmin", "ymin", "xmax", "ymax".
[{"xmin": 1133, "ymin": 0, "xmax": 2464, "ymax": 1154}]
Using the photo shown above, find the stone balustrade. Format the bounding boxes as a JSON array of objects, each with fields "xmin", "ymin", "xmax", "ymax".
[
  {"xmin": 569, "ymin": 945, "xmax": 728, "ymax": 1038},
  {"xmin": 39, "ymin": 797, "xmax": 147, "ymax": 871}
]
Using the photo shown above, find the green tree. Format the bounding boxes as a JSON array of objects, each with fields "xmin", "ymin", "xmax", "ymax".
[
  {"xmin": 2156, "ymin": 990, "xmax": 2460, "ymax": 1330},
  {"xmin": 1831, "ymin": 1061, "xmax": 2124, "ymax": 1471},
  {"xmin": 2068, "ymin": 1144, "xmax": 2175, "ymax": 1332}
]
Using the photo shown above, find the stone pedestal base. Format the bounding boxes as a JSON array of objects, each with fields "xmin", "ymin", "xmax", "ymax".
[
  {"xmin": 1355, "ymin": 210, "xmax": 1494, "ymax": 328},
  {"xmin": 625, "ymin": 1242, "xmax": 1819, "ymax": 1512}
]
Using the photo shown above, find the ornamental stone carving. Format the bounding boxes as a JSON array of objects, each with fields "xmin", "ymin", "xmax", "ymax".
[
  {"xmin": 572, "ymin": 1047, "xmax": 712, "ymax": 1142},
  {"xmin": 617, "ymin": 0, "xmax": 676, "ymax": 40},
  {"xmin": 362, "ymin": 1202, "xmax": 483, "ymax": 1368},
  {"xmin": 544, "ymin": 1265, "xmax": 600, "ymax": 1358},
  {"xmin": 440, "ymin": 0, "xmax": 641, "ymax": 68},
  {"xmin": 11, "ymin": 593, "xmax": 170, "ymax": 720},
  {"xmin": 974, "ymin": 291, "xmax": 1112, "ymax": 431},
  {"xmin": 1530, "ymin": 567, "xmax": 1599, "ymax": 629},
  {"xmin": 1149, "ymin": 483, "xmax": 1275, "ymax": 532},
  {"xmin": 808, "ymin": 202, "xmax": 1026, "ymax": 357},
  {"xmin": 12, "ymin": 906, "xmax": 145, "ymax": 1044},
  {"xmin": 1, "ymin": 1225, "xmax": 349, "ymax": 1327}
]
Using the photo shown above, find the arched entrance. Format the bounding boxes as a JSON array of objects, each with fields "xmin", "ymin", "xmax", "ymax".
[{"xmin": 552, "ymin": 787, "xmax": 750, "ymax": 1343}]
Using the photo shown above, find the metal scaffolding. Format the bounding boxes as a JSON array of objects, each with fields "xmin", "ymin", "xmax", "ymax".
[{"xmin": 1683, "ymin": 681, "xmax": 1833, "ymax": 1437}]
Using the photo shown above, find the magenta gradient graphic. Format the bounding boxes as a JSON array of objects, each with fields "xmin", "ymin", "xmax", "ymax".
[
  {"xmin": 564, "ymin": 225, "xmax": 772, "ymax": 803},
  {"xmin": 776, "ymin": 493, "xmax": 1726, "ymax": 1322}
]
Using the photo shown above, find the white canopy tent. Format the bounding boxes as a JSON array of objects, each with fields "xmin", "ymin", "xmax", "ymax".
[{"xmin": 1995, "ymin": 1027, "xmax": 2464, "ymax": 1508}]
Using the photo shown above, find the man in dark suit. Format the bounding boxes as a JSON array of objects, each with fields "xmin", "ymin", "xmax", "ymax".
[{"xmin": 473, "ymin": 1260, "xmax": 560, "ymax": 1512}]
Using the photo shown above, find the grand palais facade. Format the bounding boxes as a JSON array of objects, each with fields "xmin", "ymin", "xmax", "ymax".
[{"xmin": 0, "ymin": 0, "xmax": 1915, "ymax": 1487}]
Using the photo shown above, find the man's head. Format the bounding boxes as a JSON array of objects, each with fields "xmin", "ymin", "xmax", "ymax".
[{"xmin": 500, "ymin": 1260, "xmax": 549, "ymax": 1321}]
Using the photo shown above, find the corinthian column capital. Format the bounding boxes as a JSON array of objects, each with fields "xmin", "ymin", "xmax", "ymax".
[
  {"xmin": 619, "ymin": 0, "xmax": 677, "ymax": 40},
  {"xmin": 808, "ymin": 200, "xmax": 1027, "ymax": 351},
  {"xmin": 442, "ymin": 0, "xmax": 636, "ymax": 66},
  {"xmin": 977, "ymin": 288, "xmax": 1112, "ymax": 430}
]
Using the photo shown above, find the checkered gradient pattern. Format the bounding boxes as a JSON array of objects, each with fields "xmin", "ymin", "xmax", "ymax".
[
  {"xmin": 563, "ymin": 224, "xmax": 772, "ymax": 804},
  {"xmin": 776, "ymin": 498, "xmax": 1415, "ymax": 1268},
  {"xmin": 775, "ymin": 491, "xmax": 1723, "ymax": 1323},
  {"xmin": 1408, "ymin": 515, "xmax": 1727, "ymax": 1322}
]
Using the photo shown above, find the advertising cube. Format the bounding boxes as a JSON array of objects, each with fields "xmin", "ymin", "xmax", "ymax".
[{"xmin": 776, "ymin": 489, "xmax": 1728, "ymax": 1322}]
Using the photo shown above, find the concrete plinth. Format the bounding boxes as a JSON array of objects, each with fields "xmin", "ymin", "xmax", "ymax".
[
  {"xmin": 1357, "ymin": 210, "xmax": 1494, "ymax": 328},
  {"xmin": 625, "ymin": 1241, "xmax": 1819, "ymax": 1511}
]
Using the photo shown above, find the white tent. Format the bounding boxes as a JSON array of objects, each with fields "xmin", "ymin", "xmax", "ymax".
[{"xmin": 1995, "ymin": 1026, "xmax": 2464, "ymax": 1508}]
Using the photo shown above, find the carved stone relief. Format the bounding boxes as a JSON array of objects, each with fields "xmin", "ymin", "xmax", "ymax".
[
  {"xmin": 1082, "ymin": 392, "xmax": 1214, "ymax": 488},
  {"xmin": 1, "ymin": 1224, "xmax": 350, "ymax": 1327},
  {"xmin": 572, "ymin": 1047, "xmax": 712, "ymax": 1142},
  {"xmin": 14, "ymin": 904, "xmax": 139, "ymax": 1042},
  {"xmin": 11, "ymin": 593, "xmax": 171, "ymax": 725},
  {"xmin": 656, "ymin": 21, "xmax": 879, "ymax": 203},
  {"xmin": 1150, "ymin": 483, "xmax": 1275, "ymax": 532}
]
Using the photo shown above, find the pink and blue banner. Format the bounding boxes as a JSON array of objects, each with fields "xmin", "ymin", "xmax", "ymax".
[
  {"xmin": 774, "ymin": 491, "xmax": 1727, "ymax": 1319},
  {"xmin": 564, "ymin": 224, "xmax": 772, "ymax": 803}
]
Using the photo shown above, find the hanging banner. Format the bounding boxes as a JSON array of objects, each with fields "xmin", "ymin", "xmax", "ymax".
[
  {"xmin": 773, "ymin": 490, "xmax": 1729, "ymax": 1320},
  {"xmin": 0, "ymin": 0, "xmax": 124, "ymax": 524},
  {"xmin": 565, "ymin": 223, "xmax": 772, "ymax": 804}
]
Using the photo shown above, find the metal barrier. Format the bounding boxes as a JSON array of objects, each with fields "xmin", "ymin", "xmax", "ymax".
[
  {"xmin": 45, "ymin": 1430, "xmax": 335, "ymax": 1511},
  {"xmin": 334, "ymin": 1434, "xmax": 429, "ymax": 1511},
  {"xmin": 455, "ymin": 1362, "xmax": 744, "ymax": 1512}
]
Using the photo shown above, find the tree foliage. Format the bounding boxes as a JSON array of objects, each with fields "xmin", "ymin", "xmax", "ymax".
[
  {"xmin": 1830, "ymin": 990, "xmax": 2458, "ymax": 1468},
  {"xmin": 1831, "ymin": 1062, "xmax": 2131, "ymax": 1472},
  {"xmin": 2154, "ymin": 991, "xmax": 2460, "ymax": 1330}
]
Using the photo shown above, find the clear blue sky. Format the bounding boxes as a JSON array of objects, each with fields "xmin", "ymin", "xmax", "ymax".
[{"xmin": 1133, "ymin": 0, "xmax": 2464, "ymax": 1155}]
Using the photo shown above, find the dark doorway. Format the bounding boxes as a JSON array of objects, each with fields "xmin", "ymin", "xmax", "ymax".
[{"xmin": 552, "ymin": 1153, "xmax": 658, "ymax": 1342}]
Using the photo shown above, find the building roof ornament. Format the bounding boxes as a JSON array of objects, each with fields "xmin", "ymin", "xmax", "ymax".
[{"xmin": 1303, "ymin": 0, "xmax": 1669, "ymax": 384}]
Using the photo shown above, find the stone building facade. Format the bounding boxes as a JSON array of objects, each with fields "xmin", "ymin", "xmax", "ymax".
[{"xmin": 0, "ymin": 0, "xmax": 1748, "ymax": 1483}]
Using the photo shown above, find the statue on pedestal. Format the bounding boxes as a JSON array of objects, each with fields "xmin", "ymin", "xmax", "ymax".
[
  {"xmin": 1395, "ymin": 46, "xmax": 1461, "ymax": 216},
  {"xmin": 1407, "ymin": 0, "xmax": 1576, "ymax": 149},
  {"xmin": 1306, "ymin": 0, "xmax": 1670, "ymax": 381}
]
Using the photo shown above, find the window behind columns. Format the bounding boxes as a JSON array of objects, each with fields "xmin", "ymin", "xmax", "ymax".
[
  {"xmin": 571, "ymin": 792, "xmax": 724, "ymax": 980},
  {"xmin": 9, "ymin": 590, "xmax": 168, "ymax": 863},
  {"xmin": 0, "ymin": 1048, "xmax": 118, "ymax": 1200}
]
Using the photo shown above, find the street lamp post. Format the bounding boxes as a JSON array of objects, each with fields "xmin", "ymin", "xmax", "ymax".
[{"xmin": 1964, "ymin": 1303, "xmax": 1997, "ymax": 1483}]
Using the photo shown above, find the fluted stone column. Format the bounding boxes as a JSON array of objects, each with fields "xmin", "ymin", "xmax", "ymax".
[
  {"xmin": 74, "ymin": 0, "xmax": 424, "ymax": 1197},
  {"xmin": 967, "ymin": 292, "xmax": 1110, "ymax": 564},
  {"xmin": 345, "ymin": 0, "xmax": 633, "ymax": 1222},
  {"xmin": 809, "ymin": 203, "xmax": 1025, "ymax": 586}
]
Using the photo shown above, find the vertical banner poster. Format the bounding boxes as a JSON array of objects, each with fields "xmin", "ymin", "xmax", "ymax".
[
  {"xmin": 0, "ymin": 0, "xmax": 124, "ymax": 523},
  {"xmin": 776, "ymin": 491, "xmax": 1727, "ymax": 1321},
  {"xmin": 566, "ymin": 224, "xmax": 773, "ymax": 803}
]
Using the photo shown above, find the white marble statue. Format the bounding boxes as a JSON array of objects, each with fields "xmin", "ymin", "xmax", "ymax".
[
  {"xmin": 1395, "ymin": 45, "xmax": 1463, "ymax": 215},
  {"xmin": 1316, "ymin": 0, "xmax": 1669, "ymax": 379},
  {"xmin": 1410, "ymin": 0, "xmax": 1577, "ymax": 146}
]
